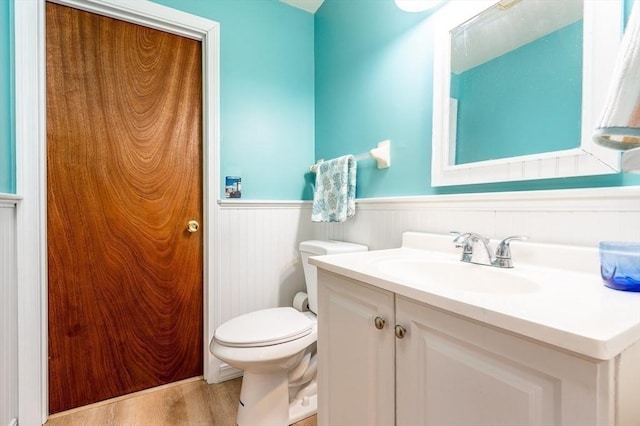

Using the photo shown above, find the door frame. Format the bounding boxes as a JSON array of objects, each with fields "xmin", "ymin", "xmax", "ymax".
[{"xmin": 14, "ymin": 1, "xmax": 220, "ymax": 424}]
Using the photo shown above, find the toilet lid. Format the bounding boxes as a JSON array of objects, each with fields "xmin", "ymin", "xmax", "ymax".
[{"xmin": 214, "ymin": 307, "xmax": 313, "ymax": 348}]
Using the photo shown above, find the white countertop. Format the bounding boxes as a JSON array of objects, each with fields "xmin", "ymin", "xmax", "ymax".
[{"xmin": 309, "ymin": 232, "xmax": 640, "ymax": 360}]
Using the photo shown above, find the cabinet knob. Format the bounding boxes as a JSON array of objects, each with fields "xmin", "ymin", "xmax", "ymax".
[
  {"xmin": 374, "ymin": 316, "xmax": 386, "ymax": 330},
  {"xmin": 394, "ymin": 324, "xmax": 407, "ymax": 339}
]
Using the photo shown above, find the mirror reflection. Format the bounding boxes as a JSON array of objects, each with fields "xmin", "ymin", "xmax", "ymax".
[{"xmin": 449, "ymin": 0, "xmax": 584, "ymax": 165}]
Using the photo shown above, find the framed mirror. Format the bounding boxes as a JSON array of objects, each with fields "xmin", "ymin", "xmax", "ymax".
[{"xmin": 431, "ymin": 0, "xmax": 624, "ymax": 186}]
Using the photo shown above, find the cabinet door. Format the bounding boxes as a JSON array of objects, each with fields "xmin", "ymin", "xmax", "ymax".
[
  {"xmin": 395, "ymin": 296, "xmax": 607, "ymax": 426},
  {"xmin": 317, "ymin": 270, "xmax": 395, "ymax": 426}
]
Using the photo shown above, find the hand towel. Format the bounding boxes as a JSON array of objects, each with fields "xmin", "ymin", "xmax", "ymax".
[
  {"xmin": 593, "ymin": 0, "xmax": 640, "ymax": 147},
  {"xmin": 311, "ymin": 155, "xmax": 356, "ymax": 223}
]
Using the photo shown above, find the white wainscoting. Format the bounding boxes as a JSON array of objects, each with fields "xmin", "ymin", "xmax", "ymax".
[
  {"xmin": 5, "ymin": 187, "xmax": 636, "ymax": 400},
  {"xmin": 147, "ymin": 187, "xmax": 640, "ymax": 382},
  {"xmin": 212, "ymin": 201, "xmax": 315, "ymax": 380},
  {"xmin": 0, "ymin": 196, "xmax": 19, "ymax": 426},
  {"xmin": 311, "ymin": 187, "xmax": 640, "ymax": 250}
]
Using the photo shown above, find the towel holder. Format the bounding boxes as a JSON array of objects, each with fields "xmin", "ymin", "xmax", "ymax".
[{"xmin": 310, "ymin": 140, "xmax": 391, "ymax": 173}]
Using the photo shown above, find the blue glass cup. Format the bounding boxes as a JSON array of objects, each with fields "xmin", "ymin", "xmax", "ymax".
[{"xmin": 599, "ymin": 242, "xmax": 640, "ymax": 292}]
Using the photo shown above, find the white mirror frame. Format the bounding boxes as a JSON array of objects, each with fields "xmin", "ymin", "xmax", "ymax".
[{"xmin": 432, "ymin": 0, "xmax": 623, "ymax": 187}]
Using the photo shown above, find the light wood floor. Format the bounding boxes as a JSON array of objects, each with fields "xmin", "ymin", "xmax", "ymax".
[{"xmin": 46, "ymin": 377, "xmax": 317, "ymax": 426}]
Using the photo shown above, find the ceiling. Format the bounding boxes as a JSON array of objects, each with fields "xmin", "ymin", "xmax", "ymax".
[{"xmin": 280, "ymin": 0, "xmax": 325, "ymax": 13}]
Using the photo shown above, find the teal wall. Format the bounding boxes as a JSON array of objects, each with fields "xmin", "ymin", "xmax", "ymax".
[
  {"xmin": 315, "ymin": 0, "xmax": 640, "ymax": 198},
  {"xmin": 151, "ymin": 0, "xmax": 315, "ymax": 200},
  {"xmin": 315, "ymin": 0, "xmax": 434, "ymax": 198},
  {"xmin": 455, "ymin": 21, "xmax": 582, "ymax": 164},
  {"xmin": 0, "ymin": 0, "xmax": 14, "ymax": 194},
  {"xmin": 1, "ymin": 0, "xmax": 637, "ymax": 198}
]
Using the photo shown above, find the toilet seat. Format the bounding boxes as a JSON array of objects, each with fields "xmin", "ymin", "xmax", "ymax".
[{"xmin": 214, "ymin": 307, "xmax": 313, "ymax": 347}]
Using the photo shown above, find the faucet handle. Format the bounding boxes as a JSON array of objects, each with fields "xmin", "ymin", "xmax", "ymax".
[
  {"xmin": 450, "ymin": 231, "xmax": 470, "ymax": 246},
  {"xmin": 451, "ymin": 233, "xmax": 473, "ymax": 256},
  {"xmin": 494, "ymin": 235, "xmax": 528, "ymax": 268},
  {"xmin": 450, "ymin": 232, "xmax": 473, "ymax": 263},
  {"xmin": 451, "ymin": 232, "xmax": 491, "ymax": 263},
  {"xmin": 451, "ymin": 232, "xmax": 488, "ymax": 245}
]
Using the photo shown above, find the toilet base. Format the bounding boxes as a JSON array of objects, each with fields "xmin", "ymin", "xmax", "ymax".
[
  {"xmin": 237, "ymin": 371, "xmax": 289, "ymax": 426},
  {"xmin": 289, "ymin": 379, "xmax": 317, "ymax": 424},
  {"xmin": 237, "ymin": 372, "xmax": 317, "ymax": 426}
]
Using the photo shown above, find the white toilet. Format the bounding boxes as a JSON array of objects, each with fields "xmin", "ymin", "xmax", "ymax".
[{"xmin": 210, "ymin": 240, "xmax": 368, "ymax": 426}]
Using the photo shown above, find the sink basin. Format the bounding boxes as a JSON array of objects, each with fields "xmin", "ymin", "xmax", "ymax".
[{"xmin": 377, "ymin": 258, "xmax": 540, "ymax": 295}]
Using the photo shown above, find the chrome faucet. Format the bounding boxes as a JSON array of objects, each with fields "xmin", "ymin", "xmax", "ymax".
[
  {"xmin": 452, "ymin": 232, "xmax": 493, "ymax": 265},
  {"xmin": 452, "ymin": 232, "xmax": 528, "ymax": 268}
]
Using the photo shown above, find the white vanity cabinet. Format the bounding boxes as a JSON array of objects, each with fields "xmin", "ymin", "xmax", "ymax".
[
  {"xmin": 317, "ymin": 269, "xmax": 395, "ymax": 426},
  {"xmin": 318, "ymin": 269, "xmax": 640, "ymax": 426}
]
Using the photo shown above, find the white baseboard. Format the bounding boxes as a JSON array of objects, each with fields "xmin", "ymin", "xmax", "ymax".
[{"xmin": 218, "ymin": 363, "xmax": 243, "ymax": 382}]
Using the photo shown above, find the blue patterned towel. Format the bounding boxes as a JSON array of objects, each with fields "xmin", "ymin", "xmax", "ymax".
[{"xmin": 312, "ymin": 155, "xmax": 357, "ymax": 223}]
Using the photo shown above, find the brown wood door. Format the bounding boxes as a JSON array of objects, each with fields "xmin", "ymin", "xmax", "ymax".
[{"xmin": 46, "ymin": 3, "xmax": 203, "ymax": 414}]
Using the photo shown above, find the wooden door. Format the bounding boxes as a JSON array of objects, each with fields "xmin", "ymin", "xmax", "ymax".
[{"xmin": 46, "ymin": 3, "xmax": 203, "ymax": 413}]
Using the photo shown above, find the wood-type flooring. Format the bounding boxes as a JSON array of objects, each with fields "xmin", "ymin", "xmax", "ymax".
[{"xmin": 46, "ymin": 377, "xmax": 317, "ymax": 426}]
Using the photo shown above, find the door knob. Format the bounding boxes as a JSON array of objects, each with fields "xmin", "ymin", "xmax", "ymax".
[
  {"xmin": 187, "ymin": 220, "xmax": 200, "ymax": 233},
  {"xmin": 374, "ymin": 316, "xmax": 386, "ymax": 330}
]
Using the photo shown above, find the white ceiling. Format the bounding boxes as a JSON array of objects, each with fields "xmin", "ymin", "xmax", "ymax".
[{"xmin": 280, "ymin": 0, "xmax": 325, "ymax": 13}]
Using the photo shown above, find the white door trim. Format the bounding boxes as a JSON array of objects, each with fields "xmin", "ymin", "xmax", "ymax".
[{"xmin": 14, "ymin": 1, "xmax": 220, "ymax": 423}]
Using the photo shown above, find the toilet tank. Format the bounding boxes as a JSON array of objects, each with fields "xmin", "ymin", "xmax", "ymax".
[{"xmin": 299, "ymin": 240, "xmax": 368, "ymax": 314}]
